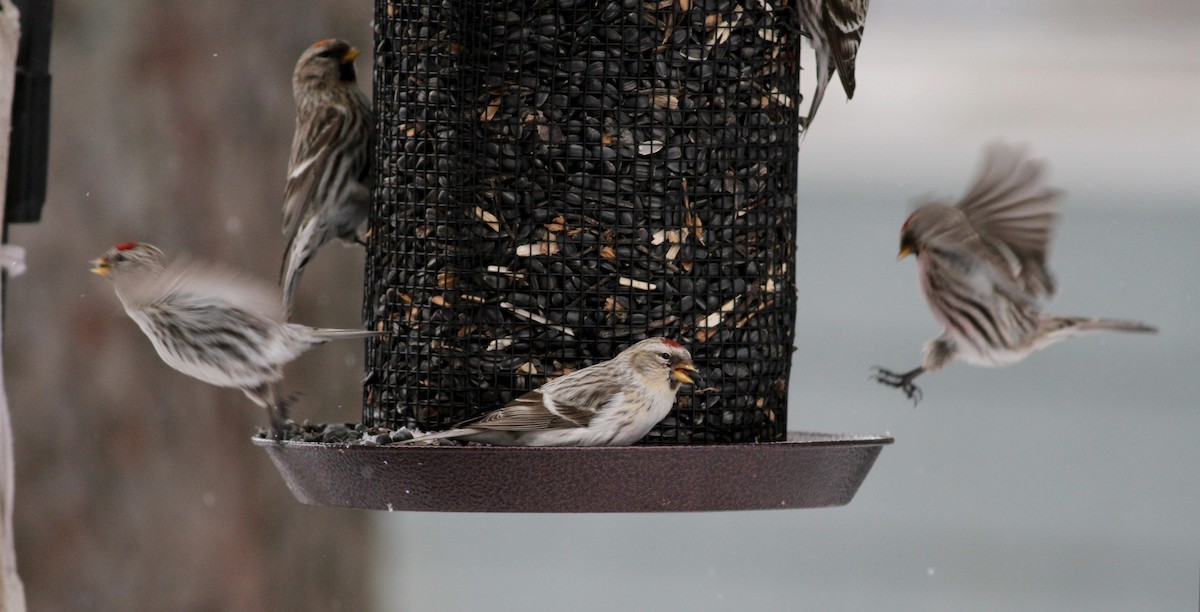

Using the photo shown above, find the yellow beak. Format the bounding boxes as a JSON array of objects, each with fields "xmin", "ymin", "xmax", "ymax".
[
  {"xmin": 342, "ymin": 47, "xmax": 360, "ymax": 63},
  {"xmin": 897, "ymin": 244, "xmax": 913, "ymax": 260},
  {"xmin": 90, "ymin": 258, "xmax": 111, "ymax": 277},
  {"xmin": 672, "ymin": 364, "xmax": 700, "ymax": 384}
]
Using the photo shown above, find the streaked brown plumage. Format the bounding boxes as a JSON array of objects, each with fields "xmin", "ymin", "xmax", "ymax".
[
  {"xmin": 402, "ymin": 338, "xmax": 700, "ymax": 446},
  {"xmin": 874, "ymin": 143, "xmax": 1157, "ymax": 403},
  {"xmin": 92, "ymin": 242, "xmax": 379, "ymax": 436},
  {"xmin": 281, "ymin": 38, "xmax": 373, "ymax": 315},
  {"xmin": 798, "ymin": 0, "xmax": 870, "ymax": 129}
]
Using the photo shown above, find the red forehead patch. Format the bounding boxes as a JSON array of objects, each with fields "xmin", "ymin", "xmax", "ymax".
[
  {"xmin": 661, "ymin": 338, "xmax": 683, "ymax": 349},
  {"xmin": 310, "ymin": 38, "xmax": 336, "ymax": 49},
  {"xmin": 901, "ymin": 212, "xmax": 916, "ymax": 231},
  {"xmin": 115, "ymin": 241, "xmax": 138, "ymax": 251}
]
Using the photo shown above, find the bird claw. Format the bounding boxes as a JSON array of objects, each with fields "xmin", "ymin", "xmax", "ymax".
[{"xmin": 871, "ymin": 367, "xmax": 923, "ymax": 405}]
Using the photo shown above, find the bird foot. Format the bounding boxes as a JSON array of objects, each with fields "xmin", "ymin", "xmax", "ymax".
[
  {"xmin": 265, "ymin": 392, "xmax": 303, "ymax": 440},
  {"xmin": 871, "ymin": 367, "xmax": 924, "ymax": 405},
  {"xmin": 352, "ymin": 227, "xmax": 372, "ymax": 246},
  {"xmin": 266, "ymin": 412, "xmax": 288, "ymax": 440}
]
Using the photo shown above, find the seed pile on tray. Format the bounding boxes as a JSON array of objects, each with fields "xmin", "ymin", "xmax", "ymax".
[
  {"xmin": 364, "ymin": 0, "xmax": 802, "ymax": 443},
  {"xmin": 257, "ymin": 421, "xmax": 416, "ymax": 445}
]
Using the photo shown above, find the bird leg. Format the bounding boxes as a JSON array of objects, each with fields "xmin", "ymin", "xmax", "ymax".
[
  {"xmin": 871, "ymin": 366, "xmax": 925, "ymax": 405},
  {"xmin": 248, "ymin": 384, "xmax": 292, "ymax": 439}
]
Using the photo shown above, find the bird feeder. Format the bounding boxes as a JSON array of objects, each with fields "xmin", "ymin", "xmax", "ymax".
[{"xmin": 257, "ymin": 0, "xmax": 891, "ymax": 512}]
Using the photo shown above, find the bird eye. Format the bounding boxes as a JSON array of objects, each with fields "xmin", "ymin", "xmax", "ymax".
[
  {"xmin": 112, "ymin": 253, "xmax": 126, "ymax": 262},
  {"xmin": 317, "ymin": 49, "xmax": 336, "ymax": 58},
  {"xmin": 659, "ymin": 352, "xmax": 670, "ymax": 361}
]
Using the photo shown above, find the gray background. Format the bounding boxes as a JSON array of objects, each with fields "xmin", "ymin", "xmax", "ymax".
[{"xmin": 376, "ymin": 1, "xmax": 1200, "ymax": 610}]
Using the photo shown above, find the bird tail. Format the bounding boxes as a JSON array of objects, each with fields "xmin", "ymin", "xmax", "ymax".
[
  {"xmin": 800, "ymin": 49, "xmax": 832, "ymax": 132},
  {"xmin": 1039, "ymin": 316, "xmax": 1158, "ymax": 343},
  {"xmin": 310, "ymin": 328, "xmax": 383, "ymax": 341},
  {"xmin": 394, "ymin": 428, "xmax": 475, "ymax": 445},
  {"xmin": 280, "ymin": 218, "xmax": 321, "ymax": 317}
]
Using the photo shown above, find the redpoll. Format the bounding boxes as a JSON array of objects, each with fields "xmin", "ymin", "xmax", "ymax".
[
  {"xmin": 403, "ymin": 338, "xmax": 700, "ymax": 446},
  {"xmin": 91, "ymin": 242, "xmax": 379, "ymax": 436},
  {"xmin": 281, "ymin": 38, "xmax": 373, "ymax": 315},
  {"xmin": 797, "ymin": 0, "xmax": 870, "ymax": 129},
  {"xmin": 873, "ymin": 143, "xmax": 1157, "ymax": 403}
]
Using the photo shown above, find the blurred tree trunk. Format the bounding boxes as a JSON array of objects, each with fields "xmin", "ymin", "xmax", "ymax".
[{"xmin": 5, "ymin": 1, "xmax": 375, "ymax": 609}]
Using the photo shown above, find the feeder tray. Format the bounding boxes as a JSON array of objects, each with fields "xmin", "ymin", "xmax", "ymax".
[{"xmin": 254, "ymin": 431, "xmax": 891, "ymax": 513}]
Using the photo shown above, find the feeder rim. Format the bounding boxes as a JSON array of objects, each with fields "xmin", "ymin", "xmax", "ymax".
[{"xmin": 254, "ymin": 431, "xmax": 893, "ymax": 513}]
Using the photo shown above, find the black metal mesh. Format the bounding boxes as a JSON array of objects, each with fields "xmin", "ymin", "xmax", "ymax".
[{"xmin": 365, "ymin": 0, "xmax": 801, "ymax": 444}]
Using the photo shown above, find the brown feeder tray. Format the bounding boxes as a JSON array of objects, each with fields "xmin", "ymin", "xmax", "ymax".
[{"xmin": 254, "ymin": 431, "xmax": 892, "ymax": 513}]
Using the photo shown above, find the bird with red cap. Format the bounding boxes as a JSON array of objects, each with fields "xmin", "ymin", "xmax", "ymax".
[{"xmin": 402, "ymin": 338, "xmax": 700, "ymax": 446}]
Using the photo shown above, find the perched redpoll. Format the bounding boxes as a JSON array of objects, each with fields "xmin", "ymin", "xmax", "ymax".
[
  {"xmin": 281, "ymin": 38, "xmax": 373, "ymax": 315},
  {"xmin": 797, "ymin": 0, "xmax": 870, "ymax": 129},
  {"xmin": 91, "ymin": 242, "xmax": 379, "ymax": 436},
  {"xmin": 873, "ymin": 143, "xmax": 1157, "ymax": 403},
  {"xmin": 403, "ymin": 338, "xmax": 700, "ymax": 446}
]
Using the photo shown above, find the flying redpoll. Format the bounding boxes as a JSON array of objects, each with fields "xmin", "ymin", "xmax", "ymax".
[
  {"xmin": 91, "ymin": 242, "xmax": 379, "ymax": 436},
  {"xmin": 797, "ymin": 0, "xmax": 870, "ymax": 129},
  {"xmin": 402, "ymin": 338, "xmax": 700, "ymax": 446},
  {"xmin": 281, "ymin": 38, "xmax": 373, "ymax": 315},
  {"xmin": 873, "ymin": 143, "xmax": 1157, "ymax": 403}
]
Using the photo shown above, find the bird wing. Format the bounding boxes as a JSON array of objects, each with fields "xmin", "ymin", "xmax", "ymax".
[
  {"xmin": 954, "ymin": 143, "xmax": 1062, "ymax": 298},
  {"xmin": 824, "ymin": 0, "xmax": 870, "ymax": 98},
  {"xmin": 460, "ymin": 391, "xmax": 582, "ymax": 431},
  {"xmin": 947, "ymin": 232, "xmax": 1040, "ymax": 311},
  {"xmin": 463, "ymin": 370, "xmax": 625, "ymax": 432},
  {"xmin": 282, "ymin": 105, "xmax": 348, "ymax": 240},
  {"xmin": 123, "ymin": 258, "xmax": 286, "ymax": 323}
]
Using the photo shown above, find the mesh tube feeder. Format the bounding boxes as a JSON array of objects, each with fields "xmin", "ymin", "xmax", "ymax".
[{"xmin": 257, "ymin": 0, "xmax": 891, "ymax": 512}]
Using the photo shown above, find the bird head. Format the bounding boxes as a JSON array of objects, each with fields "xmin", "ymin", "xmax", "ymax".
[
  {"xmin": 90, "ymin": 242, "xmax": 167, "ymax": 279},
  {"xmin": 898, "ymin": 204, "xmax": 966, "ymax": 260},
  {"xmin": 295, "ymin": 38, "xmax": 360, "ymax": 87},
  {"xmin": 621, "ymin": 337, "xmax": 700, "ymax": 392}
]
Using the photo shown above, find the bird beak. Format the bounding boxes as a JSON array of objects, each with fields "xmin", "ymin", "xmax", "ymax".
[
  {"xmin": 672, "ymin": 364, "xmax": 700, "ymax": 384},
  {"xmin": 897, "ymin": 244, "xmax": 913, "ymax": 260},
  {"xmin": 90, "ymin": 257, "xmax": 111, "ymax": 277},
  {"xmin": 342, "ymin": 47, "xmax": 360, "ymax": 63}
]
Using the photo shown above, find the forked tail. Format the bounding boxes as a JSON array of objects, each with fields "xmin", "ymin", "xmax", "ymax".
[{"xmin": 280, "ymin": 218, "xmax": 321, "ymax": 317}]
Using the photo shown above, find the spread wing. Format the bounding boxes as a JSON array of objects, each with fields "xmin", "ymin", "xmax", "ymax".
[
  {"xmin": 122, "ymin": 258, "xmax": 285, "ymax": 323},
  {"xmin": 955, "ymin": 143, "xmax": 1062, "ymax": 298},
  {"xmin": 283, "ymin": 105, "xmax": 348, "ymax": 239}
]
